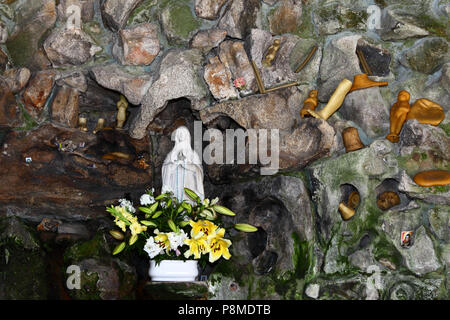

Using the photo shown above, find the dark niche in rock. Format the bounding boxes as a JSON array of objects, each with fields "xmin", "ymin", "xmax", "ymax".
[{"xmin": 356, "ymin": 40, "xmax": 391, "ymax": 77}]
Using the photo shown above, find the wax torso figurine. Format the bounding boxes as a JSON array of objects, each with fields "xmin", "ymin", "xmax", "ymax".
[
  {"xmin": 386, "ymin": 90, "xmax": 410, "ymax": 143},
  {"xmin": 262, "ymin": 39, "xmax": 281, "ymax": 67},
  {"xmin": 116, "ymin": 95, "xmax": 128, "ymax": 129},
  {"xmin": 162, "ymin": 126, "xmax": 205, "ymax": 203},
  {"xmin": 300, "ymin": 90, "xmax": 319, "ymax": 118}
]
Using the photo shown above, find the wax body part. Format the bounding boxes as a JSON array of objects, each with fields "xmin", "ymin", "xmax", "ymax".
[
  {"xmin": 347, "ymin": 191, "xmax": 360, "ymax": 209},
  {"xmin": 338, "ymin": 202, "xmax": 355, "ymax": 221},
  {"xmin": 307, "ymin": 79, "xmax": 353, "ymax": 120},
  {"xmin": 386, "ymin": 90, "xmax": 410, "ymax": 143},
  {"xmin": 342, "ymin": 127, "xmax": 365, "ymax": 152},
  {"xmin": 93, "ymin": 118, "xmax": 105, "ymax": 134},
  {"xmin": 377, "ymin": 191, "xmax": 401, "ymax": 210},
  {"xmin": 262, "ymin": 39, "xmax": 281, "ymax": 67},
  {"xmin": 413, "ymin": 170, "xmax": 450, "ymax": 187},
  {"xmin": 349, "ymin": 73, "xmax": 388, "ymax": 92},
  {"xmin": 116, "ymin": 95, "xmax": 128, "ymax": 129},
  {"xmin": 78, "ymin": 117, "xmax": 88, "ymax": 132},
  {"xmin": 300, "ymin": 90, "xmax": 319, "ymax": 118},
  {"xmin": 406, "ymin": 98, "xmax": 445, "ymax": 126}
]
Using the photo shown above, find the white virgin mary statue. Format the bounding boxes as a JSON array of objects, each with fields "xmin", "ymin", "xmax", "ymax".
[{"xmin": 161, "ymin": 126, "xmax": 204, "ymax": 203}]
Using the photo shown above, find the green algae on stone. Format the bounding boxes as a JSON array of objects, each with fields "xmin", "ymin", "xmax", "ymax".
[
  {"xmin": 0, "ymin": 216, "xmax": 48, "ymax": 299},
  {"xmin": 161, "ymin": 1, "xmax": 201, "ymax": 46}
]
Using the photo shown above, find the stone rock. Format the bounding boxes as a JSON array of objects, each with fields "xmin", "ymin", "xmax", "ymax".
[
  {"xmin": 387, "ymin": 274, "xmax": 445, "ymax": 300},
  {"xmin": 161, "ymin": 1, "xmax": 201, "ymax": 46},
  {"xmin": 0, "ymin": 78, "xmax": 21, "ymax": 128},
  {"xmin": 0, "ymin": 217, "xmax": 48, "ymax": 299},
  {"xmin": 57, "ymin": 71, "xmax": 88, "ymax": 93},
  {"xmin": 0, "ymin": 49, "xmax": 8, "ymax": 72},
  {"xmin": 6, "ymin": 0, "xmax": 57, "ymax": 68},
  {"xmin": 441, "ymin": 244, "xmax": 450, "ymax": 268},
  {"xmin": 219, "ymin": 40, "xmax": 256, "ymax": 95},
  {"xmin": 112, "ymin": 23, "xmax": 161, "ymax": 66},
  {"xmin": 3, "ymin": 68, "xmax": 31, "ymax": 94},
  {"xmin": 51, "ymin": 86, "xmax": 79, "ymax": 128},
  {"xmin": 90, "ymin": 64, "xmax": 153, "ymax": 105},
  {"xmin": 422, "ymin": 63, "xmax": 450, "ymax": 109},
  {"xmin": 0, "ymin": 124, "xmax": 152, "ymax": 221},
  {"xmin": 217, "ymin": 0, "xmax": 261, "ymax": 39},
  {"xmin": 399, "ymin": 120, "xmax": 450, "ymax": 163},
  {"xmin": 279, "ymin": 118, "xmax": 336, "ymax": 170},
  {"xmin": 312, "ymin": 3, "xmax": 368, "ymax": 36},
  {"xmin": 308, "ymin": 139, "xmax": 399, "ymax": 241},
  {"xmin": 143, "ymin": 281, "xmax": 210, "ymax": 299},
  {"xmin": 101, "ymin": 0, "xmax": 144, "ymax": 32},
  {"xmin": 428, "ymin": 206, "xmax": 449, "ymax": 242},
  {"xmin": 206, "ymin": 175, "xmax": 316, "ymax": 273},
  {"xmin": 400, "ymin": 37, "xmax": 449, "ymax": 75},
  {"xmin": 43, "ymin": 28, "xmax": 102, "ymax": 67},
  {"xmin": 267, "ymin": 0, "xmax": 302, "ymax": 35},
  {"xmin": 248, "ymin": 29, "xmax": 317, "ymax": 89},
  {"xmin": 403, "ymin": 226, "xmax": 441, "ymax": 275},
  {"xmin": 189, "ymin": 28, "xmax": 227, "ymax": 52},
  {"xmin": 356, "ymin": 39, "xmax": 391, "ymax": 77},
  {"xmin": 340, "ymin": 87, "xmax": 390, "ymax": 139},
  {"xmin": 204, "ymin": 56, "xmax": 238, "ymax": 101},
  {"xmin": 194, "ymin": 0, "xmax": 228, "ymax": 20},
  {"xmin": 379, "ymin": 6, "xmax": 429, "ymax": 41},
  {"xmin": 57, "ymin": 0, "xmax": 96, "ymax": 23},
  {"xmin": 305, "ymin": 284, "xmax": 320, "ymax": 299},
  {"xmin": 200, "ymin": 91, "xmax": 294, "ymax": 130},
  {"xmin": 23, "ymin": 70, "xmax": 58, "ymax": 118},
  {"xmin": 64, "ymin": 232, "xmax": 136, "ymax": 299},
  {"xmin": 318, "ymin": 34, "xmax": 362, "ymax": 102},
  {"xmin": 129, "ymin": 49, "xmax": 208, "ymax": 140},
  {"xmin": 57, "ymin": 222, "xmax": 90, "ymax": 241}
]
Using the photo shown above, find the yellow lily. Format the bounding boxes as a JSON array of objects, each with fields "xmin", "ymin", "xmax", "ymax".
[
  {"xmin": 129, "ymin": 221, "xmax": 147, "ymax": 236},
  {"xmin": 114, "ymin": 217, "xmax": 127, "ymax": 232},
  {"xmin": 184, "ymin": 231, "xmax": 210, "ymax": 259},
  {"xmin": 207, "ymin": 228, "xmax": 232, "ymax": 263},
  {"xmin": 189, "ymin": 219, "xmax": 218, "ymax": 237},
  {"xmin": 154, "ymin": 229, "xmax": 171, "ymax": 254}
]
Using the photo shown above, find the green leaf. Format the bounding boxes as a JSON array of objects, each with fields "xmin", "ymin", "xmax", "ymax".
[
  {"xmin": 129, "ymin": 234, "xmax": 138, "ymax": 245},
  {"xmin": 234, "ymin": 223, "xmax": 258, "ymax": 232},
  {"xmin": 184, "ymin": 188, "xmax": 200, "ymax": 202},
  {"xmin": 179, "ymin": 220, "xmax": 190, "ymax": 228},
  {"xmin": 141, "ymin": 220, "xmax": 157, "ymax": 227},
  {"xmin": 112, "ymin": 242, "xmax": 126, "ymax": 255},
  {"xmin": 138, "ymin": 206, "xmax": 152, "ymax": 214},
  {"xmin": 176, "ymin": 206, "xmax": 185, "ymax": 214},
  {"xmin": 213, "ymin": 205, "xmax": 236, "ymax": 216},
  {"xmin": 155, "ymin": 194, "xmax": 165, "ymax": 200},
  {"xmin": 168, "ymin": 219, "xmax": 177, "ymax": 233},
  {"xmin": 152, "ymin": 211, "xmax": 163, "ymax": 219}
]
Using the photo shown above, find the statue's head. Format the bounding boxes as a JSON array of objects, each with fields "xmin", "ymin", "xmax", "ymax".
[
  {"xmin": 398, "ymin": 90, "xmax": 410, "ymax": 102},
  {"xmin": 173, "ymin": 126, "xmax": 191, "ymax": 146}
]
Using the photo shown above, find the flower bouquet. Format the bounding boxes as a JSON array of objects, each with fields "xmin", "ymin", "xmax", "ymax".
[
  {"xmin": 106, "ymin": 188, "xmax": 257, "ymax": 269},
  {"xmin": 233, "ymin": 77, "xmax": 246, "ymax": 91}
]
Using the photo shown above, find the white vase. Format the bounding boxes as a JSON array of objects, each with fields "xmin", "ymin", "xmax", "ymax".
[{"xmin": 149, "ymin": 260, "xmax": 199, "ymax": 282}]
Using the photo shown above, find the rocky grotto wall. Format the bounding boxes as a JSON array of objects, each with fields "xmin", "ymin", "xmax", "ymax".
[{"xmin": 0, "ymin": 0, "xmax": 449, "ymax": 300}]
